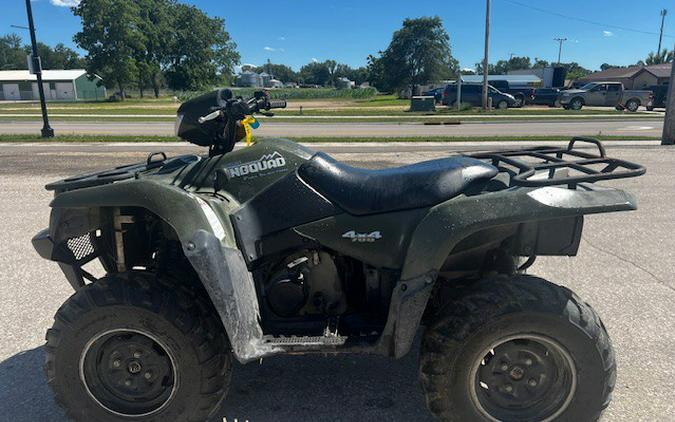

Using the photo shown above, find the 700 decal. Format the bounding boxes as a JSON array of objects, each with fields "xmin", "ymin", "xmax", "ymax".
[{"xmin": 342, "ymin": 230, "xmax": 383, "ymax": 243}]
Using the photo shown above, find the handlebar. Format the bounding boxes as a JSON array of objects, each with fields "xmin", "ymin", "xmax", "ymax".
[
  {"xmin": 198, "ymin": 109, "xmax": 223, "ymax": 124},
  {"xmin": 198, "ymin": 92, "xmax": 286, "ymax": 125},
  {"xmin": 268, "ymin": 99, "xmax": 287, "ymax": 109}
]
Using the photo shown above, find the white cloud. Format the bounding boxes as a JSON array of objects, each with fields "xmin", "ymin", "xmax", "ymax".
[
  {"xmin": 264, "ymin": 46, "xmax": 276, "ymax": 52},
  {"xmin": 311, "ymin": 57, "xmax": 319, "ymax": 63},
  {"xmin": 278, "ymin": 36, "xmax": 286, "ymax": 41},
  {"xmin": 51, "ymin": 0, "xmax": 80, "ymax": 6},
  {"xmin": 603, "ymin": 31, "xmax": 614, "ymax": 37}
]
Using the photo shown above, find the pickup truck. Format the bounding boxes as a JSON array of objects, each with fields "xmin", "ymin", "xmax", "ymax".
[
  {"xmin": 559, "ymin": 82, "xmax": 653, "ymax": 112},
  {"xmin": 489, "ymin": 80, "xmax": 535, "ymax": 107}
]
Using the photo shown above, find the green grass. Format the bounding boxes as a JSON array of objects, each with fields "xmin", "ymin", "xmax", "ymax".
[
  {"xmin": 0, "ymin": 134, "xmax": 660, "ymax": 144},
  {"xmin": 178, "ymin": 87, "xmax": 379, "ymax": 102}
]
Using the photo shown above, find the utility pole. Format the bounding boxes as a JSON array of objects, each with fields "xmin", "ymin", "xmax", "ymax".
[
  {"xmin": 661, "ymin": 37, "xmax": 675, "ymax": 145},
  {"xmin": 24, "ymin": 0, "xmax": 54, "ymax": 138},
  {"xmin": 554, "ymin": 37, "xmax": 567, "ymax": 64},
  {"xmin": 658, "ymin": 9, "xmax": 668, "ymax": 55},
  {"xmin": 482, "ymin": 0, "xmax": 491, "ymax": 111}
]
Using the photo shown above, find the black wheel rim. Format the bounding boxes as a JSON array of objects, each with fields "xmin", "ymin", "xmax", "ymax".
[
  {"xmin": 470, "ymin": 334, "xmax": 576, "ymax": 422},
  {"xmin": 80, "ymin": 329, "xmax": 178, "ymax": 416}
]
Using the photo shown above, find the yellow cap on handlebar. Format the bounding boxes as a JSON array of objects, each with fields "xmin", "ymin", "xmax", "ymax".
[{"xmin": 241, "ymin": 115, "xmax": 258, "ymax": 146}]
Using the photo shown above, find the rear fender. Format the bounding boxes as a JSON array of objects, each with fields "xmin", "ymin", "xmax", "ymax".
[
  {"xmin": 401, "ymin": 185, "xmax": 637, "ymax": 280},
  {"xmin": 47, "ymin": 180, "xmax": 278, "ymax": 363},
  {"xmin": 379, "ymin": 185, "xmax": 636, "ymax": 358}
]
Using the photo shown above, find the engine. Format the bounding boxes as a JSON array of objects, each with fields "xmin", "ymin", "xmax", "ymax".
[{"xmin": 262, "ymin": 251, "xmax": 347, "ymax": 320}]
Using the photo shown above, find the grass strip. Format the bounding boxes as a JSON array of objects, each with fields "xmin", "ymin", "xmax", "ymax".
[{"xmin": 0, "ymin": 134, "xmax": 660, "ymax": 144}]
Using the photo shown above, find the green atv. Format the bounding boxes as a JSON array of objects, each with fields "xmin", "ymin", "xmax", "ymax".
[{"xmin": 33, "ymin": 89, "xmax": 645, "ymax": 421}]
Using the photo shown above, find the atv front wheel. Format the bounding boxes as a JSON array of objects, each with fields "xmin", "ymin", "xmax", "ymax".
[
  {"xmin": 45, "ymin": 271, "xmax": 232, "ymax": 422},
  {"xmin": 419, "ymin": 276, "xmax": 615, "ymax": 422}
]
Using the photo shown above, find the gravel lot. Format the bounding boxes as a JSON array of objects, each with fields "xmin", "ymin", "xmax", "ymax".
[{"xmin": 0, "ymin": 141, "xmax": 673, "ymax": 421}]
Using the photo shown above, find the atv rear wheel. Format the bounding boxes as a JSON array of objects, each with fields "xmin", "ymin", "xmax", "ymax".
[
  {"xmin": 45, "ymin": 271, "xmax": 232, "ymax": 422},
  {"xmin": 419, "ymin": 275, "xmax": 616, "ymax": 422}
]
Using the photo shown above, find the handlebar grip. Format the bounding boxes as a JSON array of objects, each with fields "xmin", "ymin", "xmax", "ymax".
[
  {"xmin": 198, "ymin": 110, "xmax": 222, "ymax": 124},
  {"xmin": 268, "ymin": 100, "xmax": 287, "ymax": 109}
]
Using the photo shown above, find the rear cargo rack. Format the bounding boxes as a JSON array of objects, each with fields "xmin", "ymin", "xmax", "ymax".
[{"xmin": 467, "ymin": 137, "xmax": 645, "ymax": 188}]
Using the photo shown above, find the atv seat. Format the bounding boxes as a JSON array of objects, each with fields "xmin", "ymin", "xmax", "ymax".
[{"xmin": 298, "ymin": 152, "xmax": 498, "ymax": 215}]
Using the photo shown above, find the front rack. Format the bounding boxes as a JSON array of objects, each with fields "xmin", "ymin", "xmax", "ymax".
[{"xmin": 467, "ymin": 137, "xmax": 646, "ymax": 188}]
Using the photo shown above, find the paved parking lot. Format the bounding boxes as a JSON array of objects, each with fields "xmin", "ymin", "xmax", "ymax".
[{"xmin": 0, "ymin": 141, "xmax": 673, "ymax": 421}]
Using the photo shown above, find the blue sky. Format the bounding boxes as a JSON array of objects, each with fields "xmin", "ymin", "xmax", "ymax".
[{"xmin": 2, "ymin": 0, "xmax": 674, "ymax": 71}]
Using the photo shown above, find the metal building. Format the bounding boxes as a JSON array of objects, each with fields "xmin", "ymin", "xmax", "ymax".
[{"xmin": 0, "ymin": 69, "xmax": 106, "ymax": 101}]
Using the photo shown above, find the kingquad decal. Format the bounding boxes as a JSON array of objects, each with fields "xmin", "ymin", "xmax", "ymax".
[
  {"xmin": 342, "ymin": 230, "xmax": 383, "ymax": 243},
  {"xmin": 226, "ymin": 151, "xmax": 287, "ymax": 179}
]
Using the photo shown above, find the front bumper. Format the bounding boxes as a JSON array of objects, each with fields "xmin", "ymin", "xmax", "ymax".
[
  {"xmin": 32, "ymin": 228, "xmax": 87, "ymax": 290},
  {"xmin": 32, "ymin": 228, "xmax": 53, "ymax": 260}
]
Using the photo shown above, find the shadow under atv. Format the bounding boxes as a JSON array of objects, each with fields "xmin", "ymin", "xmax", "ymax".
[{"xmin": 0, "ymin": 343, "xmax": 432, "ymax": 422}]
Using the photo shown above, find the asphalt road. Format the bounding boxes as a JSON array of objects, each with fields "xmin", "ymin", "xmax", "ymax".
[
  {"xmin": 0, "ymin": 141, "xmax": 673, "ymax": 422},
  {"xmin": 0, "ymin": 118, "xmax": 665, "ymax": 137}
]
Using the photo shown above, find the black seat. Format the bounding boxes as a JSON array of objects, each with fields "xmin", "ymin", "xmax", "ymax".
[{"xmin": 298, "ymin": 152, "xmax": 498, "ymax": 215}]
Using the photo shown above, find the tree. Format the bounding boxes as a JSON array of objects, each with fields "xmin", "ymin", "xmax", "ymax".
[
  {"xmin": 532, "ymin": 58, "xmax": 549, "ymax": 69},
  {"xmin": 474, "ymin": 61, "xmax": 496, "ymax": 75},
  {"xmin": 560, "ymin": 62, "xmax": 591, "ymax": 80},
  {"xmin": 369, "ymin": 16, "xmax": 456, "ymax": 93},
  {"xmin": 164, "ymin": 3, "xmax": 240, "ymax": 91},
  {"xmin": 132, "ymin": 0, "xmax": 172, "ymax": 97},
  {"xmin": 600, "ymin": 63, "xmax": 621, "ymax": 71},
  {"xmin": 24, "ymin": 42, "xmax": 84, "ymax": 70},
  {"xmin": 335, "ymin": 65, "xmax": 370, "ymax": 85},
  {"xmin": 645, "ymin": 49, "xmax": 673, "ymax": 65},
  {"xmin": 73, "ymin": 0, "xmax": 144, "ymax": 99},
  {"xmin": 324, "ymin": 59, "xmax": 338, "ymax": 86},
  {"xmin": 299, "ymin": 61, "xmax": 331, "ymax": 86},
  {"xmin": 254, "ymin": 62, "xmax": 297, "ymax": 83},
  {"xmin": 493, "ymin": 56, "xmax": 532, "ymax": 74},
  {"xmin": 0, "ymin": 34, "xmax": 26, "ymax": 70}
]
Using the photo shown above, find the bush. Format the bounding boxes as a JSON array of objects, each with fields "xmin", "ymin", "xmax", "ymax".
[{"xmin": 176, "ymin": 87, "xmax": 378, "ymax": 102}]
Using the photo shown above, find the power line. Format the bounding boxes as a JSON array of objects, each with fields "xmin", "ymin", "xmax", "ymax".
[{"xmin": 500, "ymin": 0, "xmax": 675, "ymax": 38}]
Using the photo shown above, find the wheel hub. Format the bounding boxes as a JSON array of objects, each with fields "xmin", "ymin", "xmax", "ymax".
[
  {"xmin": 80, "ymin": 329, "xmax": 177, "ymax": 417},
  {"xmin": 470, "ymin": 334, "xmax": 576, "ymax": 422}
]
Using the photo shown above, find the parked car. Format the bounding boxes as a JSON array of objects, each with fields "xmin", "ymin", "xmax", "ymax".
[
  {"xmin": 531, "ymin": 88, "xmax": 562, "ymax": 107},
  {"xmin": 422, "ymin": 87, "xmax": 445, "ymax": 103},
  {"xmin": 488, "ymin": 80, "xmax": 536, "ymax": 107},
  {"xmin": 645, "ymin": 84, "xmax": 668, "ymax": 110},
  {"xmin": 442, "ymin": 83, "xmax": 517, "ymax": 109},
  {"xmin": 559, "ymin": 82, "xmax": 653, "ymax": 112}
]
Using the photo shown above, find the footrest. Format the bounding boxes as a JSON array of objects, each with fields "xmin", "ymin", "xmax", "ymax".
[{"xmin": 263, "ymin": 335, "xmax": 347, "ymax": 347}]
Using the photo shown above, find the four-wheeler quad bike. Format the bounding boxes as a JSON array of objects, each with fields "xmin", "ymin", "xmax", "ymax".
[{"xmin": 33, "ymin": 88, "xmax": 645, "ymax": 422}]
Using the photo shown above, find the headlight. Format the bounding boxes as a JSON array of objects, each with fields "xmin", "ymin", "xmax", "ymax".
[{"xmin": 174, "ymin": 114, "xmax": 184, "ymax": 137}]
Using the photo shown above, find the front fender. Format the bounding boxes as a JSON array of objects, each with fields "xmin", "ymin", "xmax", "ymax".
[
  {"xmin": 49, "ymin": 180, "xmax": 235, "ymax": 247},
  {"xmin": 401, "ymin": 185, "xmax": 636, "ymax": 280},
  {"xmin": 47, "ymin": 180, "xmax": 276, "ymax": 363}
]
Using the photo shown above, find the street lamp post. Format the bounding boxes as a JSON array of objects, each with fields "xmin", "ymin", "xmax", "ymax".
[
  {"xmin": 24, "ymin": 0, "xmax": 54, "ymax": 138},
  {"xmin": 482, "ymin": 0, "xmax": 491, "ymax": 111},
  {"xmin": 661, "ymin": 38, "xmax": 675, "ymax": 145}
]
